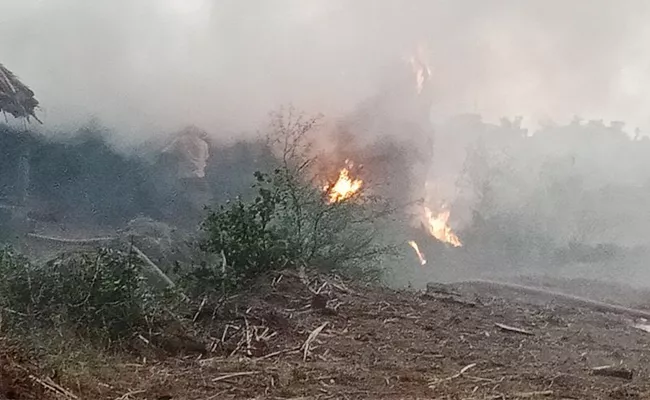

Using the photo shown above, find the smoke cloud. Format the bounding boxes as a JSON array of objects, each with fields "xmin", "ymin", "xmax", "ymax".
[{"xmin": 2, "ymin": 0, "xmax": 650, "ymax": 141}]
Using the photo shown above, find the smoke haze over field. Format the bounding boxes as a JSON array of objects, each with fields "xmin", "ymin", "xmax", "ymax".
[
  {"xmin": 3, "ymin": 0, "xmax": 650, "ymax": 140},
  {"xmin": 8, "ymin": 1, "xmax": 650, "ymax": 297}
]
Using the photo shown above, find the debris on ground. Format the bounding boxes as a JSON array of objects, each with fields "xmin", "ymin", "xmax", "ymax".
[
  {"xmin": 495, "ymin": 322, "xmax": 535, "ymax": 336},
  {"xmin": 5, "ymin": 272, "xmax": 650, "ymax": 399},
  {"xmin": 591, "ymin": 365, "xmax": 634, "ymax": 381}
]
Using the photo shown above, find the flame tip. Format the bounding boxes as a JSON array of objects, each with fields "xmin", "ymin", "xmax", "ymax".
[
  {"xmin": 422, "ymin": 206, "xmax": 462, "ymax": 247},
  {"xmin": 326, "ymin": 163, "xmax": 363, "ymax": 204},
  {"xmin": 407, "ymin": 240, "xmax": 427, "ymax": 266}
]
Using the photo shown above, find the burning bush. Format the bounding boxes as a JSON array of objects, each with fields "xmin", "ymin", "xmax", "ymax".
[{"xmin": 198, "ymin": 109, "xmax": 396, "ymax": 294}]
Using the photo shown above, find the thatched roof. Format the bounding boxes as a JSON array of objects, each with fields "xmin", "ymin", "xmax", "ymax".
[{"xmin": 0, "ymin": 63, "xmax": 41, "ymax": 123}]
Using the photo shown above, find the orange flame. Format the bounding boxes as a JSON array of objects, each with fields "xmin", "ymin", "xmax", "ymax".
[
  {"xmin": 408, "ymin": 240, "xmax": 427, "ymax": 266},
  {"xmin": 423, "ymin": 206, "xmax": 462, "ymax": 247},
  {"xmin": 326, "ymin": 162, "xmax": 363, "ymax": 203}
]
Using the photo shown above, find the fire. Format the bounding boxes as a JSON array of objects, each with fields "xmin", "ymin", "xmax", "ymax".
[
  {"xmin": 408, "ymin": 240, "xmax": 427, "ymax": 266},
  {"xmin": 423, "ymin": 206, "xmax": 462, "ymax": 247},
  {"xmin": 326, "ymin": 162, "xmax": 363, "ymax": 203}
]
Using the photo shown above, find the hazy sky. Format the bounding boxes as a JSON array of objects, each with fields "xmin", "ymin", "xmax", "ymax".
[{"xmin": 2, "ymin": 0, "xmax": 650, "ymax": 140}]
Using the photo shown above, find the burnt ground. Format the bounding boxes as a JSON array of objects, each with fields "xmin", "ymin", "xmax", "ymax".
[{"xmin": 6, "ymin": 272, "xmax": 650, "ymax": 400}]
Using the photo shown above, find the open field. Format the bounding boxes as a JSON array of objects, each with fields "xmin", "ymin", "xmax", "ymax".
[{"xmin": 4, "ymin": 271, "xmax": 650, "ymax": 400}]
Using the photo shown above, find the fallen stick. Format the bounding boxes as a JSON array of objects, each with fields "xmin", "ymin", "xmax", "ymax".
[
  {"xmin": 244, "ymin": 317, "xmax": 252, "ymax": 356},
  {"xmin": 212, "ymin": 371, "xmax": 260, "ymax": 382},
  {"xmin": 326, "ymin": 279, "xmax": 362, "ymax": 297},
  {"xmin": 193, "ymin": 296, "xmax": 208, "ymax": 322},
  {"xmin": 254, "ymin": 346, "xmax": 301, "ymax": 361},
  {"xmin": 116, "ymin": 389, "xmax": 147, "ymax": 400},
  {"xmin": 428, "ymin": 363, "xmax": 477, "ymax": 387},
  {"xmin": 130, "ymin": 244, "xmax": 178, "ymax": 289},
  {"xmin": 302, "ymin": 322, "xmax": 328, "ymax": 361},
  {"xmin": 632, "ymin": 323, "xmax": 650, "ymax": 333},
  {"xmin": 591, "ymin": 365, "xmax": 634, "ymax": 380},
  {"xmin": 228, "ymin": 336, "xmax": 245, "ymax": 358},
  {"xmin": 495, "ymin": 322, "xmax": 534, "ymax": 336},
  {"xmin": 473, "ymin": 390, "xmax": 554, "ymax": 400},
  {"xmin": 481, "ymin": 391, "xmax": 554, "ymax": 399},
  {"xmin": 512, "ymin": 390, "xmax": 554, "ymax": 398},
  {"xmin": 455, "ymin": 279, "xmax": 650, "ymax": 320},
  {"xmin": 298, "ymin": 265, "xmax": 319, "ymax": 295},
  {"xmin": 29, "ymin": 375, "xmax": 79, "ymax": 399}
]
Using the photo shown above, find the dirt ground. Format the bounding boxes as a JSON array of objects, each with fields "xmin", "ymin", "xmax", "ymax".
[{"xmin": 6, "ymin": 272, "xmax": 650, "ymax": 400}]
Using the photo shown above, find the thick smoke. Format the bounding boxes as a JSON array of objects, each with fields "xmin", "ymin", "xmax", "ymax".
[
  {"xmin": 5, "ymin": 1, "xmax": 650, "ymax": 291},
  {"xmin": 3, "ymin": 0, "xmax": 650, "ymax": 140}
]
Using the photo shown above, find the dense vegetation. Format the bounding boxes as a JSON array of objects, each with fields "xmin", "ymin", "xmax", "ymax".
[
  {"xmin": 0, "ymin": 110, "xmax": 397, "ymax": 355},
  {"xmin": 2, "ymin": 109, "xmax": 650, "ymax": 354}
]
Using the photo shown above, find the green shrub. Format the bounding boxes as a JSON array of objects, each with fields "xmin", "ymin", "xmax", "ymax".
[
  {"xmin": 0, "ymin": 247, "xmax": 162, "ymax": 344},
  {"xmin": 197, "ymin": 109, "xmax": 396, "ymax": 294}
]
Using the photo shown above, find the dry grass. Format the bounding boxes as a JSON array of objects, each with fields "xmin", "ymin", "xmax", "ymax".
[{"xmin": 3, "ymin": 271, "xmax": 650, "ymax": 399}]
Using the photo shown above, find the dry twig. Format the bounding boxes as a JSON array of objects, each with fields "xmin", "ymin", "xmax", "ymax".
[
  {"xmin": 228, "ymin": 336, "xmax": 245, "ymax": 358},
  {"xmin": 464, "ymin": 279, "xmax": 650, "ymax": 320},
  {"xmin": 477, "ymin": 391, "xmax": 554, "ymax": 399},
  {"xmin": 212, "ymin": 371, "xmax": 260, "ymax": 382},
  {"xmin": 115, "ymin": 389, "xmax": 147, "ymax": 400},
  {"xmin": 302, "ymin": 322, "xmax": 329, "ymax": 361},
  {"xmin": 495, "ymin": 322, "xmax": 534, "ymax": 336},
  {"xmin": 512, "ymin": 391, "xmax": 554, "ymax": 398},
  {"xmin": 254, "ymin": 346, "xmax": 301, "ymax": 361},
  {"xmin": 193, "ymin": 296, "xmax": 208, "ymax": 322},
  {"xmin": 298, "ymin": 265, "xmax": 319, "ymax": 294},
  {"xmin": 428, "ymin": 363, "xmax": 477, "ymax": 387},
  {"xmin": 244, "ymin": 317, "xmax": 253, "ymax": 356},
  {"xmin": 591, "ymin": 365, "xmax": 634, "ymax": 380},
  {"xmin": 29, "ymin": 375, "xmax": 79, "ymax": 399}
]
